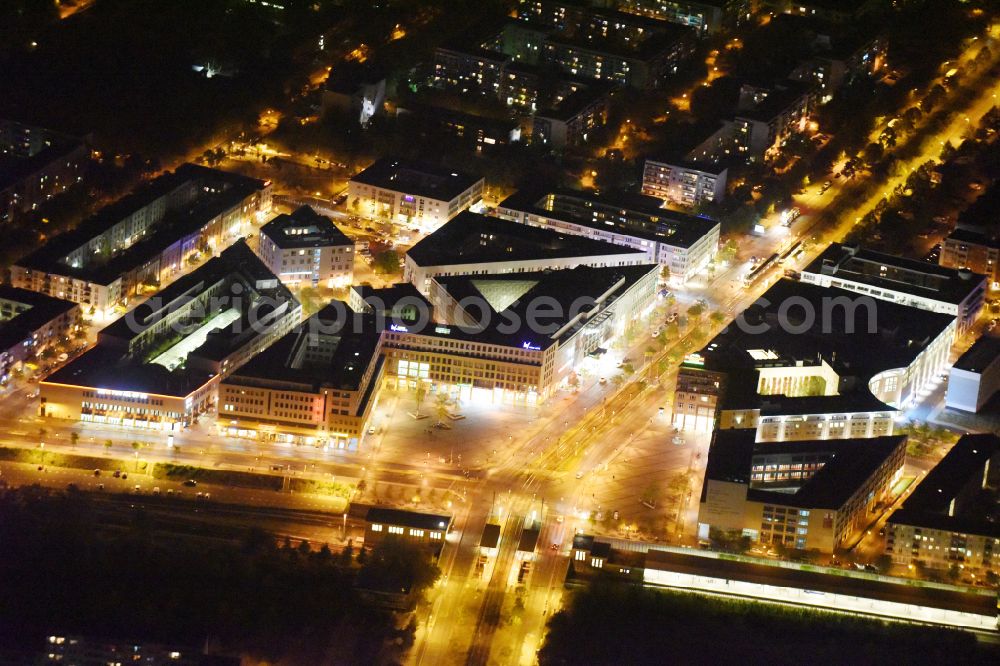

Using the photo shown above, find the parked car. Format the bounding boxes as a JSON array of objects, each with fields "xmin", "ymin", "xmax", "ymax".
[{"xmin": 183, "ymin": 479, "xmax": 197, "ymax": 487}]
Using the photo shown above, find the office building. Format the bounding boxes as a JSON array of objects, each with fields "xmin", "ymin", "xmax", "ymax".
[
  {"xmin": 940, "ymin": 227, "xmax": 1000, "ymax": 290},
  {"xmin": 257, "ymin": 206, "xmax": 354, "ymax": 288},
  {"xmin": 945, "ymin": 336, "xmax": 1000, "ymax": 414},
  {"xmin": 347, "ymin": 157, "xmax": 484, "ymax": 233},
  {"xmin": 12, "ymin": 164, "xmax": 272, "ymax": 317},
  {"xmin": 219, "ymin": 303, "xmax": 382, "ymax": 449},
  {"xmin": 680, "ymin": 278, "xmax": 956, "ymax": 437},
  {"xmin": 698, "ymin": 429, "xmax": 907, "ymax": 552},
  {"xmin": 0, "ymin": 119, "xmax": 89, "ymax": 225},
  {"xmin": 403, "ymin": 211, "xmax": 649, "ymax": 294},
  {"xmin": 498, "ymin": 189, "xmax": 720, "ymax": 283},
  {"xmin": 886, "ymin": 434, "xmax": 1000, "ymax": 577},
  {"xmin": 802, "ymin": 243, "xmax": 986, "ymax": 337},
  {"xmin": 39, "ymin": 242, "xmax": 300, "ymax": 431},
  {"xmin": 0, "ymin": 286, "xmax": 80, "ymax": 382},
  {"xmin": 642, "ymin": 156, "xmax": 728, "ymax": 206}
]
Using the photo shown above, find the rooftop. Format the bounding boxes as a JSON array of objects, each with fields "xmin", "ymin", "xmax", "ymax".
[
  {"xmin": 697, "ymin": 278, "xmax": 956, "ymax": 413},
  {"xmin": 406, "ymin": 211, "xmax": 646, "ymax": 268},
  {"xmin": 350, "ymin": 157, "xmax": 482, "ymax": 202},
  {"xmin": 0, "ymin": 286, "xmax": 78, "ymax": 353},
  {"xmin": 499, "ymin": 188, "xmax": 720, "ymax": 249},
  {"xmin": 260, "ymin": 206, "xmax": 353, "ymax": 250},
  {"xmin": 704, "ymin": 429, "xmax": 907, "ymax": 510},
  {"xmin": 952, "ymin": 336, "xmax": 1000, "ymax": 374},
  {"xmin": 43, "ymin": 242, "xmax": 297, "ymax": 397},
  {"xmin": 365, "ymin": 507, "xmax": 452, "ymax": 531},
  {"xmin": 888, "ymin": 434, "xmax": 1000, "ymax": 539},
  {"xmin": 947, "ymin": 226, "xmax": 1000, "ymax": 249},
  {"xmin": 803, "ymin": 243, "xmax": 985, "ymax": 306}
]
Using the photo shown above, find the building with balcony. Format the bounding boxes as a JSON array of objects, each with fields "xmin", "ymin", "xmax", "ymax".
[
  {"xmin": 886, "ymin": 434, "xmax": 1000, "ymax": 577},
  {"xmin": 0, "ymin": 286, "xmax": 80, "ymax": 383},
  {"xmin": 11, "ymin": 164, "xmax": 272, "ymax": 316},
  {"xmin": 642, "ymin": 156, "xmax": 728, "ymax": 207},
  {"xmin": 258, "ymin": 206, "xmax": 354, "ymax": 288}
]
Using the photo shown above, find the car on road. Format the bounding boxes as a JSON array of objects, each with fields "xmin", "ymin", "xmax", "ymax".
[
  {"xmin": 666, "ymin": 312, "xmax": 678, "ymax": 323},
  {"xmin": 97, "ymin": 483, "xmax": 104, "ymax": 491},
  {"xmin": 672, "ymin": 435, "xmax": 685, "ymax": 446},
  {"xmin": 93, "ymin": 469, "xmax": 101, "ymax": 477},
  {"xmin": 820, "ymin": 181, "xmax": 832, "ymax": 194},
  {"xmin": 183, "ymin": 479, "xmax": 197, "ymax": 487},
  {"xmin": 598, "ymin": 377, "xmax": 607, "ymax": 385},
  {"xmin": 651, "ymin": 328, "xmax": 661, "ymax": 338},
  {"xmin": 152, "ymin": 487, "xmax": 161, "ymax": 495},
  {"xmin": 133, "ymin": 485, "xmax": 141, "ymax": 492},
  {"xmin": 113, "ymin": 470, "xmax": 121, "ymax": 478},
  {"xmin": 658, "ymin": 407, "xmax": 665, "ymax": 415},
  {"xmin": 368, "ymin": 426, "xmax": 376, "ymax": 435}
]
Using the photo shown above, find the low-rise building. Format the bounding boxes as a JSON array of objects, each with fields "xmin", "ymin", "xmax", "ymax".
[
  {"xmin": 698, "ymin": 429, "xmax": 907, "ymax": 552},
  {"xmin": 886, "ymin": 434, "xmax": 1000, "ymax": 577},
  {"xmin": 257, "ymin": 206, "xmax": 354, "ymax": 288},
  {"xmin": 39, "ymin": 241, "xmax": 299, "ymax": 431},
  {"xmin": 403, "ymin": 211, "xmax": 649, "ymax": 294},
  {"xmin": 0, "ymin": 119, "xmax": 89, "ymax": 225},
  {"xmin": 0, "ymin": 286, "xmax": 80, "ymax": 382},
  {"xmin": 12, "ymin": 164, "xmax": 272, "ymax": 316},
  {"xmin": 321, "ymin": 61, "xmax": 386, "ymax": 126},
  {"xmin": 364, "ymin": 507, "xmax": 452, "ymax": 550},
  {"xmin": 802, "ymin": 242, "xmax": 986, "ymax": 337},
  {"xmin": 946, "ymin": 336, "xmax": 1000, "ymax": 414},
  {"xmin": 347, "ymin": 157, "xmax": 484, "ymax": 233},
  {"xmin": 498, "ymin": 189, "xmax": 720, "ymax": 283}
]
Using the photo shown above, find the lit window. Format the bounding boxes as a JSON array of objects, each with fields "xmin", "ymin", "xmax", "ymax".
[{"xmin": 371, "ymin": 524, "xmax": 383, "ymax": 532}]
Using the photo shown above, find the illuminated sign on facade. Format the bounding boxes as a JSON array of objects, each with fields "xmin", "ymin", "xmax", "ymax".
[
  {"xmin": 390, "ymin": 324, "xmax": 409, "ymax": 333},
  {"xmin": 522, "ymin": 341, "xmax": 542, "ymax": 351},
  {"xmin": 96, "ymin": 388, "xmax": 149, "ymax": 400}
]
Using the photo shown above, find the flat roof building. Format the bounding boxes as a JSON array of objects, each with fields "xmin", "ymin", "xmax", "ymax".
[
  {"xmin": 404, "ymin": 211, "xmax": 649, "ymax": 294},
  {"xmin": 682, "ymin": 278, "xmax": 956, "ymax": 437},
  {"xmin": 257, "ymin": 206, "xmax": 354, "ymax": 288},
  {"xmin": 12, "ymin": 163, "xmax": 272, "ymax": 316},
  {"xmin": 886, "ymin": 434, "xmax": 1000, "ymax": 577},
  {"xmin": 642, "ymin": 155, "xmax": 728, "ymax": 207},
  {"xmin": 347, "ymin": 157, "xmax": 484, "ymax": 233},
  {"xmin": 698, "ymin": 429, "xmax": 907, "ymax": 552},
  {"xmin": 802, "ymin": 242, "xmax": 986, "ymax": 336},
  {"xmin": 39, "ymin": 241, "xmax": 300, "ymax": 431},
  {"xmin": 0, "ymin": 285, "xmax": 80, "ymax": 383},
  {"xmin": 364, "ymin": 507, "xmax": 453, "ymax": 551},
  {"xmin": 941, "ymin": 226, "xmax": 1000, "ymax": 290},
  {"xmin": 946, "ymin": 336, "xmax": 1000, "ymax": 414},
  {"xmin": 498, "ymin": 188, "xmax": 720, "ymax": 283}
]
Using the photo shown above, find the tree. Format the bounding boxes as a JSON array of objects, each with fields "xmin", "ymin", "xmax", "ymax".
[
  {"xmin": 340, "ymin": 541, "xmax": 354, "ymax": 566},
  {"xmin": 372, "ymin": 249, "xmax": 401, "ymax": 274},
  {"xmin": 357, "ymin": 537, "xmax": 441, "ymax": 595},
  {"xmin": 104, "ymin": 439, "xmax": 113, "ymax": 452},
  {"xmin": 413, "ymin": 380, "xmax": 427, "ymax": 417}
]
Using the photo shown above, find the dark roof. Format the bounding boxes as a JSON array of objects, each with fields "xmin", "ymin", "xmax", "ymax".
[
  {"xmin": 406, "ymin": 211, "xmax": 645, "ymax": 267},
  {"xmin": 535, "ymin": 84, "xmax": 611, "ymax": 122},
  {"xmin": 15, "ymin": 164, "xmax": 268, "ymax": 283},
  {"xmin": 498, "ymin": 189, "xmax": 719, "ymax": 250},
  {"xmin": 699, "ymin": 278, "xmax": 956, "ymax": 414},
  {"xmin": 803, "ymin": 242, "xmax": 986, "ymax": 306},
  {"xmin": 324, "ymin": 61, "xmax": 385, "ymax": 94},
  {"xmin": 703, "ymin": 430, "xmax": 907, "ymax": 510},
  {"xmin": 735, "ymin": 82, "xmax": 811, "ymax": 123},
  {"xmin": 365, "ymin": 507, "xmax": 451, "ymax": 531},
  {"xmin": 903, "ymin": 434, "xmax": 1000, "ymax": 514},
  {"xmin": 350, "ymin": 283, "xmax": 432, "ymax": 322},
  {"xmin": 0, "ymin": 137, "xmax": 86, "ymax": 193},
  {"xmin": 480, "ymin": 523, "xmax": 501, "ymax": 548},
  {"xmin": 952, "ymin": 336, "xmax": 1000, "ymax": 373},
  {"xmin": 43, "ymin": 242, "xmax": 296, "ymax": 397},
  {"xmin": 0, "ymin": 286, "xmax": 78, "ymax": 352},
  {"xmin": 350, "ymin": 157, "xmax": 482, "ymax": 201},
  {"xmin": 518, "ymin": 525, "xmax": 541, "ymax": 552},
  {"xmin": 260, "ymin": 206, "xmax": 353, "ymax": 250},
  {"xmin": 947, "ymin": 226, "xmax": 1000, "ymax": 249},
  {"xmin": 225, "ymin": 302, "xmax": 382, "ymax": 395}
]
